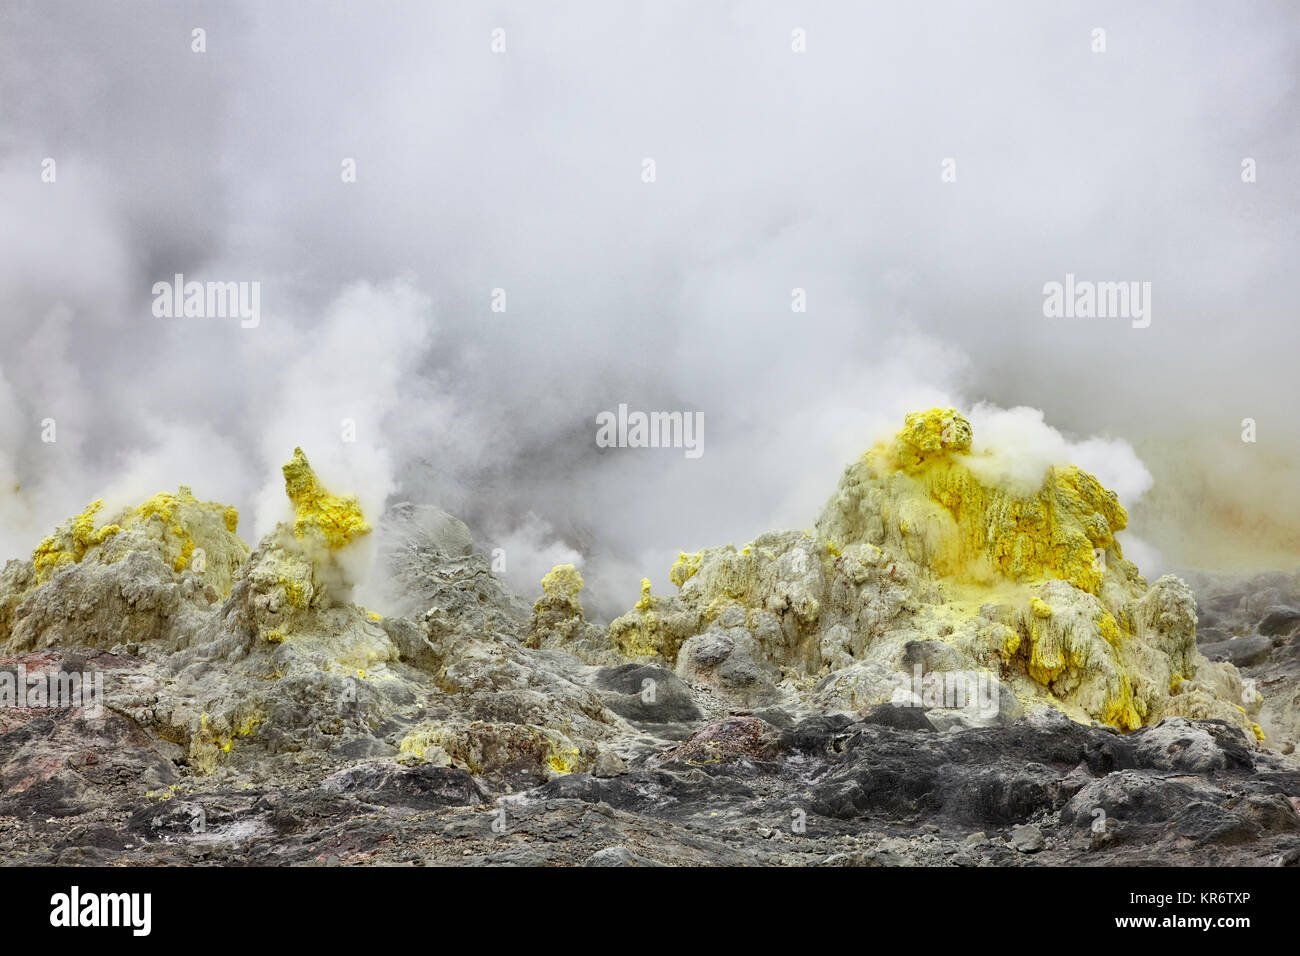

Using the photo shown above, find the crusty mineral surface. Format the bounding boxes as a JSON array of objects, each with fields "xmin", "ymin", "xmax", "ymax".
[{"xmin": 0, "ymin": 423, "xmax": 1296, "ymax": 867}]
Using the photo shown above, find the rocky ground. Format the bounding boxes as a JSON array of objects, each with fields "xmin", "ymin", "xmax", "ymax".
[
  {"xmin": 1, "ymin": 418, "xmax": 1298, "ymax": 867},
  {"xmin": 2, "ymin": 651, "xmax": 1298, "ymax": 867},
  {"xmin": 1182, "ymin": 569, "xmax": 1300, "ymax": 755},
  {"xmin": 1, "ymin": 562, "xmax": 1296, "ymax": 868}
]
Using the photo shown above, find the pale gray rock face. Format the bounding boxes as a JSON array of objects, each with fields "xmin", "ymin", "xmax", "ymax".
[
  {"xmin": 676, "ymin": 627, "xmax": 782, "ymax": 710},
  {"xmin": 6, "ymin": 547, "xmax": 215, "ymax": 654}
]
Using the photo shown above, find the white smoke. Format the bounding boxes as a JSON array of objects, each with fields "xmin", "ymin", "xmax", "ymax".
[
  {"xmin": 1, "ymin": 1, "xmax": 1296, "ymax": 613},
  {"xmin": 489, "ymin": 512, "xmax": 585, "ymax": 602},
  {"xmin": 965, "ymin": 404, "xmax": 1154, "ymax": 504}
]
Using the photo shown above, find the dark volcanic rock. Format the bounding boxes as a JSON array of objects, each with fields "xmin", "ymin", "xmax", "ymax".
[
  {"xmin": 594, "ymin": 663, "xmax": 703, "ymax": 725},
  {"xmin": 1063, "ymin": 771, "xmax": 1206, "ymax": 829},
  {"xmin": 0, "ymin": 709, "xmax": 177, "ymax": 820},
  {"xmin": 1170, "ymin": 801, "xmax": 1259, "ymax": 846},
  {"xmin": 1200, "ymin": 634, "xmax": 1274, "ymax": 668},
  {"xmin": 859, "ymin": 702, "xmax": 937, "ymax": 732},
  {"xmin": 1259, "ymin": 606, "xmax": 1300, "ymax": 638},
  {"xmin": 321, "ymin": 763, "xmax": 492, "ymax": 809}
]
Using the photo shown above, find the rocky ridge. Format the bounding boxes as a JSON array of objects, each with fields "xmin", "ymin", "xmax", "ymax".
[{"xmin": 0, "ymin": 412, "xmax": 1296, "ymax": 866}]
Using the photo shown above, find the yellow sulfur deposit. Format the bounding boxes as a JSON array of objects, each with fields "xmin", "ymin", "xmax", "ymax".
[
  {"xmin": 25, "ymin": 485, "xmax": 250, "ymax": 601},
  {"xmin": 1099, "ymin": 613, "xmax": 1123, "ymax": 647},
  {"xmin": 1101, "ymin": 675, "xmax": 1143, "ymax": 732},
  {"xmin": 529, "ymin": 563, "xmax": 610, "ymax": 653},
  {"xmin": 891, "ymin": 407, "xmax": 973, "ymax": 472},
  {"xmin": 32, "ymin": 486, "xmax": 238, "ymax": 581},
  {"xmin": 538, "ymin": 563, "xmax": 584, "ymax": 606},
  {"xmin": 610, "ymin": 578, "xmax": 670, "ymax": 658},
  {"xmin": 545, "ymin": 741, "xmax": 581, "ymax": 775},
  {"xmin": 32, "ymin": 500, "xmax": 121, "ymax": 582},
  {"xmin": 397, "ymin": 723, "xmax": 586, "ymax": 777},
  {"xmin": 634, "ymin": 577, "xmax": 654, "ymax": 612},
  {"xmin": 862, "ymin": 410, "xmax": 1127, "ymax": 594},
  {"xmin": 282, "ymin": 447, "xmax": 371, "ymax": 549},
  {"xmin": 136, "ymin": 488, "xmax": 204, "ymax": 571},
  {"xmin": 669, "ymin": 551, "xmax": 704, "ymax": 587},
  {"xmin": 616, "ymin": 407, "xmax": 1264, "ymax": 741}
]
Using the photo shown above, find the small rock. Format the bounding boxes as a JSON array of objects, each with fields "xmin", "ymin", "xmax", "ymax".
[
  {"xmin": 965, "ymin": 831, "xmax": 986, "ymax": 845},
  {"xmin": 1089, "ymin": 829, "xmax": 1115, "ymax": 850},
  {"xmin": 1009, "ymin": 825, "xmax": 1044, "ymax": 853},
  {"xmin": 584, "ymin": 846, "xmax": 662, "ymax": 867},
  {"xmin": 591, "ymin": 750, "xmax": 627, "ymax": 778},
  {"xmin": 1196, "ymin": 626, "xmax": 1230, "ymax": 646}
]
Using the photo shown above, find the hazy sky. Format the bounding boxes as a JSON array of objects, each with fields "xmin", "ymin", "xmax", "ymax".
[{"xmin": 2, "ymin": 1, "xmax": 1297, "ymax": 616}]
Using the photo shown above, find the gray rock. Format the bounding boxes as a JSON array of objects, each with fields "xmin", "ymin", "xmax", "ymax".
[
  {"xmin": 675, "ymin": 628, "xmax": 781, "ymax": 708},
  {"xmin": 320, "ymin": 764, "xmax": 492, "ymax": 809},
  {"xmin": 1199, "ymin": 634, "xmax": 1273, "ymax": 667},
  {"xmin": 1009, "ymin": 825, "xmax": 1044, "ymax": 853},
  {"xmin": 594, "ymin": 663, "xmax": 703, "ymax": 724},
  {"xmin": 1246, "ymin": 587, "xmax": 1290, "ymax": 621},
  {"xmin": 1171, "ymin": 801, "xmax": 1259, "ymax": 846},
  {"xmin": 1258, "ymin": 606, "xmax": 1300, "ymax": 638},
  {"xmin": 859, "ymin": 702, "xmax": 936, "ymax": 732},
  {"xmin": 591, "ymin": 750, "xmax": 627, "ymax": 778},
  {"xmin": 1196, "ymin": 626, "xmax": 1231, "ymax": 645},
  {"xmin": 1063, "ymin": 771, "xmax": 1214, "ymax": 829},
  {"xmin": 1131, "ymin": 718, "xmax": 1233, "ymax": 773}
]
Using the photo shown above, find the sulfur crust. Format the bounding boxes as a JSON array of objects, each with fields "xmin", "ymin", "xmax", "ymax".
[
  {"xmin": 603, "ymin": 408, "xmax": 1262, "ymax": 738},
  {"xmin": 871, "ymin": 409, "xmax": 1127, "ymax": 594},
  {"xmin": 32, "ymin": 500, "xmax": 121, "ymax": 582},
  {"xmin": 31, "ymin": 486, "xmax": 246, "ymax": 587},
  {"xmin": 282, "ymin": 447, "xmax": 371, "ymax": 549}
]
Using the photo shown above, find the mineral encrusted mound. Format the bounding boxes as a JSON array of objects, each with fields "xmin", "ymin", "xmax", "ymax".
[
  {"xmin": 0, "ymin": 487, "xmax": 249, "ymax": 653},
  {"xmin": 1, "ymin": 448, "xmax": 628, "ymax": 785},
  {"xmin": 583, "ymin": 409, "xmax": 1262, "ymax": 740}
]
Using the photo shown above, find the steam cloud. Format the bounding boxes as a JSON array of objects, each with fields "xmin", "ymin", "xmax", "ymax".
[{"xmin": 1, "ymin": 1, "xmax": 1297, "ymax": 619}]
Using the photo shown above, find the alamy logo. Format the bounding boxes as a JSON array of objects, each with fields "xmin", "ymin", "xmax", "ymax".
[
  {"xmin": 595, "ymin": 404, "xmax": 704, "ymax": 459},
  {"xmin": 49, "ymin": 886, "xmax": 151, "ymax": 936},
  {"xmin": 1042, "ymin": 273, "xmax": 1151, "ymax": 328},
  {"xmin": 0, "ymin": 667, "xmax": 103, "ymax": 718},
  {"xmin": 891, "ymin": 665, "xmax": 1000, "ymax": 718},
  {"xmin": 151, "ymin": 274, "xmax": 260, "ymax": 328}
]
